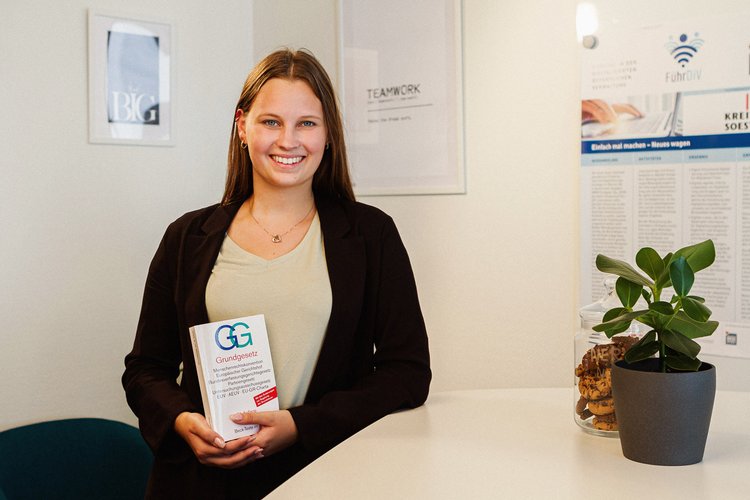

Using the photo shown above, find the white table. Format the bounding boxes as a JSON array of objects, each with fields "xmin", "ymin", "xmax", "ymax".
[{"xmin": 269, "ymin": 388, "xmax": 750, "ymax": 499}]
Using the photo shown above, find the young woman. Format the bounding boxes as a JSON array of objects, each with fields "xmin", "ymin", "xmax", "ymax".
[{"xmin": 122, "ymin": 49, "xmax": 431, "ymax": 499}]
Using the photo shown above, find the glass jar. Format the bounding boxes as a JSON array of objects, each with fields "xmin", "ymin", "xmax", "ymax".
[{"xmin": 574, "ymin": 278, "xmax": 640, "ymax": 437}]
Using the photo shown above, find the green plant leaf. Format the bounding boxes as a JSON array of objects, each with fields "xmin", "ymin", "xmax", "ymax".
[
  {"xmin": 669, "ymin": 256, "xmax": 694, "ymax": 297},
  {"xmin": 592, "ymin": 309, "xmax": 649, "ymax": 333},
  {"xmin": 666, "ymin": 311, "xmax": 719, "ymax": 339},
  {"xmin": 655, "ymin": 252, "xmax": 674, "ymax": 288},
  {"xmin": 686, "ymin": 295, "xmax": 705, "ymax": 303},
  {"xmin": 639, "ymin": 309, "xmax": 668, "ymax": 331},
  {"xmin": 664, "ymin": 350, "xmax": 702, "ymax": 371},
  {"xmin": 649, "ymin": 301, "xmax": 674, "ymax": 315},
  {"xmin": 641, "ymin": 288, "xmax": 652, "ymax": 304},
  {"xmin": 606, "ymin": 323, "xmax": 632, "ymax": 337},
  {"xmin": 674, "ymin": 239, "xmax": 715, "ymax": 274},
  {"xmin": 639, "ymin": 329, "xmax": 657, "ymax": 344},
  {"xmin": 636, "ymin": 247, "xmax": 664, "ymax": 281},
  {"xmin": 681, "ymin": 296, "xmax": 712, "ymax": 322},
  {"xmin": 602, "ymin": 307, "xmax": 628, "ymax": 321},
  {"xmin": 624, "ymin": 331, "xmax": 659, "ymax": 363},
  {"xmin": 595, "ymin": 255, "xmax": 654, "ymax": 288},
  {"xmin": 624, "ymin": 342, "xmax": 660, "ymax": 363},
  {"xmin": 616, "ymin": 278, "xmax": 642, "ymax": 308},
  {"xmin": 660, "ymin": 329, "xmax": 701, "ymax": 358},
  {"xmin": 592, "ymin": 307, "xmax": 631, "ymax": 337},
  {"xmin": 635, "ymin": 311, "xmax": 659, "ymax": 330}
]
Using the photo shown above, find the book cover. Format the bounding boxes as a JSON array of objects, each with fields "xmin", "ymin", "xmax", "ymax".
[{"xmin": 189, "ymin": 314, "xmax": 279, "ymax": 441}]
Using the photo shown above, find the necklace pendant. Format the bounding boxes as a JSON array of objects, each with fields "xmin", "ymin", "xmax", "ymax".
[{"xmin": 271, "ymin": 235, "xmax": 282, "ymax": 243}]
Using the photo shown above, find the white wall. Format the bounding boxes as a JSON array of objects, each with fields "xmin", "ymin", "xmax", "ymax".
[
  {"xmin": 1, "ymin": 0, "xmax": 747, "ymax": 432},
  {"xmin": 252, "ymin": 0, "xmax": 750, "ymax": 393},
  {"xmin": 0, "ymin": 0, "xmax": 252, "ymax": 429},
  {"xmin": 253, "ymin": 0, "xmax": 581, "ymax": 392}
]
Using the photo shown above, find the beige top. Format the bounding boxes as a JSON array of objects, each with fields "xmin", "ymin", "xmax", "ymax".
[{"xmin": 205, "ymin": 213, "xmax": 332, "ymax": 409}]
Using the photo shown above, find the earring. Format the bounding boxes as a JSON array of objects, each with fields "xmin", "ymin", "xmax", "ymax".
[
  {"xmin": 325, "ymin": 143, "xmax": 330, "ymax": 150},
  {"xmin": 241, "ymin": 141, "xmax": 247, "ymax": 149}
]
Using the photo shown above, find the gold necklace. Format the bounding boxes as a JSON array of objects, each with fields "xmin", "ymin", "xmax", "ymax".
[{"xmin": 249, "ymin": 202, "xmax": 315, "ymax": 243}]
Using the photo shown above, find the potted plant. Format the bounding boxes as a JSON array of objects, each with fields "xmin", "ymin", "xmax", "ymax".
[{"xmin": 593, "ymin": 239, "xmax": 719, "ymax": 465}]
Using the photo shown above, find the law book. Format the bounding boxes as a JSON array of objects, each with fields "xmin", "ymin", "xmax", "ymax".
[{"xmin": 189, "ymin": 314, "xmax": 279, "ymax": 441}]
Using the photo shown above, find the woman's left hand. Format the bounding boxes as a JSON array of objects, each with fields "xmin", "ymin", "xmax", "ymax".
[{"xmin": 230, "ymin": 409, "xmax": 299, "ymax": 457}]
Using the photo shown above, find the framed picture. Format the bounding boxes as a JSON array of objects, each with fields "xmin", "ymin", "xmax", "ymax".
[
  {"xmin": 338, "ymin": 0, "xmax": 465, "ymax": 195},
  {"xmin": 88, "ymin": 10, "xmax": 173, "ymax": 146}
]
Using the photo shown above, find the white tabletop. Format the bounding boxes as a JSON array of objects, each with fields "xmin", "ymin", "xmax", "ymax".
[{"xmin": 269, "ymin": 388, "xmax": 750, "ymax": 499}]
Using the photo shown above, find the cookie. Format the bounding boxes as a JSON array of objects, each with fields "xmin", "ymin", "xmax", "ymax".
[
  {"xmin": 593, "ymin": 416, "xmax": 618, "ymax": 431},
  {"xmin": 593, "ymin": 412, "xmax": 616, "ymax": 423},
  {"xmin": 587, "ymin": 397, "xmax": 615, "ymax": 416},
  {"xmin": 578, "ymin": 368, "xmax": 612, "ymax": 400}
]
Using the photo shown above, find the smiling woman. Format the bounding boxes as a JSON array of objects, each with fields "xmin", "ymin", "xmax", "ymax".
[
  {"xmin": 223, "ymin": 49, "xmax": 354, "ymax": 207},
  {"xmin": 122, "ymin": 48, "xmax": 431, "ymax": 500},
  {"xmin": 238, "ymin": 78, "xmax": 328, "ymax": 198}
]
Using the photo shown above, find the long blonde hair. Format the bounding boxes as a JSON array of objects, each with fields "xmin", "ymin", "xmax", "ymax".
[{"xmin": 221, "ymin": 49, "xmax": 354, "ymax": 205}]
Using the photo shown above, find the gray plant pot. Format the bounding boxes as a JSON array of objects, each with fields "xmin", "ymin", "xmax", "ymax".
[{"xmin": 611, "ymin": 359, "xmax": 716, "ymax": 466}]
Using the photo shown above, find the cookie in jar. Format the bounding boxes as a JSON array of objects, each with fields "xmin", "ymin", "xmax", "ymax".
[
  {"xmin": 575, "ymin": 336, "xmax": 638, "ymax": 434},
  {"xmin": 574, "ymin": 278, "xmax": 640, "ymax": 436}
]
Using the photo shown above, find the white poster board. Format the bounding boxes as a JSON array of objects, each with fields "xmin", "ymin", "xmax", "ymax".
[
  {"xmin": 338, "ymin": 0, "xmax": 465, "ymax": 195},
  {"xmin": 580, "ymin": 12, "xmax": 750, "ymax": 359}
]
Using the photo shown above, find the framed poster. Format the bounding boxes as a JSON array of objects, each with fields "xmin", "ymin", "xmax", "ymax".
[
  {"xmin": 338, "ymin": 0, "xmax": 465, "ymax": 195},
  {"xmin": 88, "ymin": 10, "xmax": 173, "ymax": 146}
]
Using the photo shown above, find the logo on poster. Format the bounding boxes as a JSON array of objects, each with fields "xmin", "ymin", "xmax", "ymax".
[
  {"xmin": 665, "ymin": 33, "xmax": 704, "ymax": 67},
  {"xmin": 664, "ymin": 33, "xmax": 704, "ymax": 83},
  {"xmin": 109, "ymin": 91, "xmax": 159, "ymax": 124},
  {"xmin": 215, "ymin": 322, "xmax": 253, "ymax": 351}
]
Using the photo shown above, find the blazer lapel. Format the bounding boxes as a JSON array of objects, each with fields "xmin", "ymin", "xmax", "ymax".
[
  {"xmin": 181, "ymin": 202, "xmax": 243, "ymax": 329},
  {"xmin": 306, "ymin": 195, "xmax": 366, "ymax": 402}
]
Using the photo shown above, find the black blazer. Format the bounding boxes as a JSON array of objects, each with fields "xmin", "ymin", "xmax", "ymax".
[{"xmin": 123, "ymin": 194, "xmax": 431, "ymax": 499}]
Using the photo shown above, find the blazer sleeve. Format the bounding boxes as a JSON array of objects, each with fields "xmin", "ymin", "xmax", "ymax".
[
  {"xmin": 288, "ymin": 213, "xmax": 431, "ymax": 452},
  {"xmin": 122, "ymin": 224, "xmax": 199, "ymax": 457}
]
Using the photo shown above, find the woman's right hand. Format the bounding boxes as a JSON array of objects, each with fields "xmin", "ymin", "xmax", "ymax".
[{"xmin": 174, "ymin": 412, "xmax": 264, "ymax": 468}]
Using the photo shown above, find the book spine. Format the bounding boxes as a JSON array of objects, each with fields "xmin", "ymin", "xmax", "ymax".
[{"xmin": 189, "ymin": 326, "xmax": 214, "ymax": 429}]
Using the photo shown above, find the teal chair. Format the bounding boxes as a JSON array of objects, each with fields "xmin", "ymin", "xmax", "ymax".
[{"xmin": 0, "ymin": 418, "xmax": 152, "ymax": 500}]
